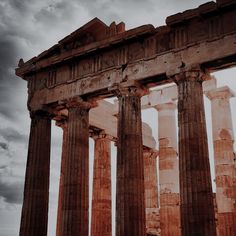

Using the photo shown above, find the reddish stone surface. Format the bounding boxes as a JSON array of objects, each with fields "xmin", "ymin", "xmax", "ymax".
[
  {"xmin": 143, "ymin": 149, "xmax": 160, "ymax": 235},
  {"xmin": 116, "ymin": 86, "xmax": 146, "ymax": 236},
  {"xmin": 20, "ymin": 111, "xmax": 51, "ymax": 236},
  {"xmin": 156, "ymin": 102, "xmax": 180, "ymax": 236},
  {"xmin": 206, "ymin": 87, "xmax": 236, "ymax": 235},
  {"xmin": 15, "ymin": 3, "xmax": 236, "ymax": 236},
  {"xmin": 55, "ymin": 120, "xmax": 67, "ymax": 236},
  {"xmin": 59, "ymin": 101, "xmax": 91, "ymax": 236},
  {"xmin": 174, "ymin": 67, "xmax": 216, "ymax": 236},
  {"xmin": 91, "ymin": 134, "xmax": 112, "ymax": 236}
]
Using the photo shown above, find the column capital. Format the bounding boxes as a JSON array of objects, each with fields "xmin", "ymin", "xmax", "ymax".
[
  {"xmin": 170, "ymin": 64, "xmax": 210, "ymax": 84},
  {"xmin": 60, "ymin": 96, "xmax": 97, "ymax": 110},
  {"xmin": 90, "ymin": 130, "xmax": 114, "ymax": 141},
  {"xmin": 205, "ymin": 86, "xmax": 235, "ymax": 100},
  {"xmin": 155, "ymin": 102, "xmax": 177, "ymax": 111},
  {"xmin": 29, "ymin": 109, "xmax": 53, "ymax": 119},
  {"xmin": 109, "ymin": 82, "xmax": 148, "ymax": 98}
]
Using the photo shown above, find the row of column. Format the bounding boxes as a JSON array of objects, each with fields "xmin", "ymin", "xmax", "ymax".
[{"xmin": 19, "ymin": 67, "xmax": 236, "ymax": 236}]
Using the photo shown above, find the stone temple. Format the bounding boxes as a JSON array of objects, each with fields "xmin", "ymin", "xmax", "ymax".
[{"xmin": 16, "ymin": 0, "xmax": 236, "ymax": 235}]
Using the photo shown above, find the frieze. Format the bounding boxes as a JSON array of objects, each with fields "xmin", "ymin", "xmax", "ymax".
[
  {"xmin": 208, "ymin": 16, "xmax": 221, "ymax": 38},
  {"xmin": 128, "ymin": 41, "xmax": 145, "ymax": 62},
  {"xmin": 15, "ymin": 1, "xmax": 236, "ymax": 104},
  {"xmin": 144, "ymin": 36, "xmax": 156, "ymax": 57},
  {"xmin": 69, "ymin": 62, "xmax": 78, "ymax": 80},
  {"xmin": 117, "ymin": 47, "xmax": 127, "ymax": 66},
  {"xmin": 27, "ymin": 75, "xmax": 36, "ymax": 93},
  {"xmin": 221, "ymin": 10, "xmax": 236, "ymax": 34},
  {"xmin": 188, "ymin": 19, "xmax": 208, "ymax": 44},
  {"xmin": 102, "ymin": 50, "xmax": 119, "ymax": 70},
  {"xmin": 156, "ymin": 32, "xmax": 171, "ymax": 54},
  {"xmin": 78, "ymin": 58, "xmax": 94, "ymax": 77},
  {"xmin": 93, "ymin": 55, "xmax": 102, "ymax": 73},
  {"xmin": 46, "ymin": 70, "xmax": 57, "ymax": 88},
  {"xmin": 171, "ymin": 26, "xmax": 188, "ymax": 49}
]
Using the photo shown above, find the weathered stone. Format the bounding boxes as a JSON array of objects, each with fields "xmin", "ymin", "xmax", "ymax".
[
  {"xmin": 15, "ymin": 3, "xmax": 236, "ymax": 110},
  {"xmin": 174, "ymin": 66, "xmax": 216, "ymax": 236},
  {"xmin": 91, "ymin": 133, "xmax": 112, "ymax": 236},
  {"xmin": 115, "ymin": 85, "xmax": 146, "ymax": 236},
  {"xmin": 59, "ymin": 100, "xmax": 92, "ymax": 236},
  {"xmin": 143, "ymin": 149, "xmax": 160, "ymax": 235},
  {"xmin": 20, "ymin": 111, "xmax": 51, "ymax": 236},
  {"xmin": 206, "ymin": 86, "xmax": 236, "ymax": 235},
  {"xmin": 15, "ymin": 2, "xmax": 236, "ymax": 235},
  {"xmin": 155, "ymin": 102, "xmax": 180, "ymax": 236},
  {"xmin": 55, "ymin": 120, "xmax": 67, "ymax": 236}
]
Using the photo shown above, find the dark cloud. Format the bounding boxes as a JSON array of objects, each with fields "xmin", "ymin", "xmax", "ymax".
[
  {"xmin": 0, "ymin": 38, "xmax": 25, "ymax": 120},
  {"xmin": 0, "ymin": 142, "xmax": 9, "ymax": 151},
  {"xmin": 0, "ymin": 6, "xmax": 28, "ymax": 120},
  {"xmin": 0, "ymin": 178, "xmax": 23, "ymax": 204},
  {"xmin": 0, "ymin": 127, "xmax": 27, "ymax": 143}
]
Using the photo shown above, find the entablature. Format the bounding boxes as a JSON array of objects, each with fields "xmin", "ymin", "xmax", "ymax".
[{"xmin": 16, "ymin": 0, "xmax": 236, "ymax": 111}]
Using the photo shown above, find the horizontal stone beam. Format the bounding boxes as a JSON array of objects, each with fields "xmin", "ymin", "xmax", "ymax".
[{"xmin": 28, "ymin": 32, "xmax": 235, "ymax": 110}]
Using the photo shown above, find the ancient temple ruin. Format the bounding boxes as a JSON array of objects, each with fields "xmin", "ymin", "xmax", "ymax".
[{"xmin": 16, "ymin": 0, "xmax": 236, "ymax": 235}]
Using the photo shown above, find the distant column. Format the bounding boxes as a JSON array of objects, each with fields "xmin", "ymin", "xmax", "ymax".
[
  {"xmin": 206, "ymin": 86, "xmax": 236, "ymax": 235},
  {"xmin": 56, "ymin": 119, "xmax": 67, "ymax": 236},
  {"xmin": 174, "ymin": 66, "xmax": 216, "ymax": 236},
  {"xmin": 115, "ymin": 85, "xmax": 146, "ymax": 236},
  {"xmin": 91, "ymin": 132, "xmax": 112, "ymax": 236},
  {"xmin": 155, "ymin": 102, "xmax": 180, "ymax": 236},
  {"xmin": 60, "ymin": 99, "xmax": 92, "ymax": 236},
  {"xmin": 143, "ymin": 148, "xmax": 160, "ymax": 235},
  {"xmin": 20, "ymin": 111, "xmax": 51, "ymax": 236}
]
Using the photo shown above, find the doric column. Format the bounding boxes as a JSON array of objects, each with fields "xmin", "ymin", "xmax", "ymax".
[
  {"xmin": 155, "ymin": 102, "xmax": 180, "ymax": 236},
  {"xmin": 143, "ymin": 148, "xmax": 160, "ymax": 235},
  {"xmin": 60, "ymin": 99, "xmax": 93, "ymax": 236},
  {"xmin": 56, "ymin": 119, "xmax": 67, "ymax": 236},
  {"xmin": 206, "ymin": 86, "xmax": 236, "ymax": 235},
  {"xmin": 91, "ymin": 132, "xmax": 112, "ymax": 236},
  {"xmin": 115, "ymin": 85, "xmax": 146, "ymax": 236},
  {"xmin": 20, "ymin": 111, "xmax": 51, "ymax": 236},
  {"xmin": 173, "ymin": 67, "xmax": 216, "ymax": 236}
]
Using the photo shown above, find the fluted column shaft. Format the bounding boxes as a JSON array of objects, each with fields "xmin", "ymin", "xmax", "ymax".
[
  {"xmin": 155, "ymin": 102, "xmax": 180, "ymax": 236},
  {"xmin": 143, "ymin": 149, "xmax": 160, "ymax": 235},
  {"xmin": 56, "ymin": 120, "xmax": 67, "ymax": 236},
  {"xmin": 206, "ymin": 86, "xmax": 236, "ymax": 236},
  {"xmin": 91, "ymin": 133, "xmax": 112, "ymax": 236},
  {"xmin": 174, "ymin": 68, "xmax": 216, "ymax": 236},
  {"xmin": 116, "ymin": 86, "xmax": 146, "ymax": 236},
  {"xmin": 60, "ymin": 101, "xmax": 91, "ymax": 236},
  {"xmin": 20, "ymin": 111, "xmax": 51, "ymax": 236}
]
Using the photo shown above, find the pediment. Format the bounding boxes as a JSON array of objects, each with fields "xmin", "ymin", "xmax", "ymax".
[{"xmin": 59, "ymin": 18, "xmax": 125, "ymax": 51}]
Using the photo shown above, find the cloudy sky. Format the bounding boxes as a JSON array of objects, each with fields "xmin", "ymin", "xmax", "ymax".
[{"xmin": 1, "ymin": 0, "xmax": 236, "ymax": 235}]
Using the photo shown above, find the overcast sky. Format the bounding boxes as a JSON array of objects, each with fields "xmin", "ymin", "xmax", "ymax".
[{"xmin": 1, "ymin": 0, "xmax": 236, "ymax": 235}]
